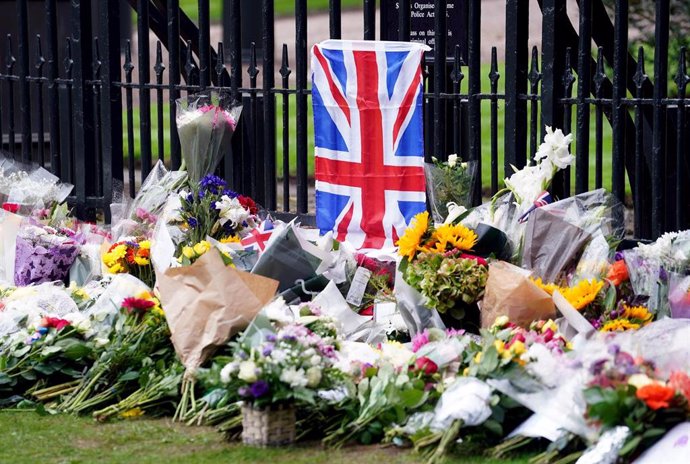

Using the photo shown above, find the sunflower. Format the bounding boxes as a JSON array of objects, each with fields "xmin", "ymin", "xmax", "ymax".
[
  {"xmin": 600, "ymin": 318, "xmax": 640, "ymax": 332},
  {"xmin": 560, "ymin": 279, "xmax": 604, "ymax": 310},
  {"xmin": 531, "ymin": 277, "xmax": 558, "ymax": 296},
  {"xmin": 396, "ymin": 211, "xmax": 430, "ymax": 260},
  {"xmin": 220, "ymin": 235, "xmax": 241, "ymax": 243},
  {"xmin": 621, "ymin": 304, "xmax": 653, "ymax": 323},
  {"xmin": 424, "ymin": 223, "xmax": 477, "ymax": 254}
]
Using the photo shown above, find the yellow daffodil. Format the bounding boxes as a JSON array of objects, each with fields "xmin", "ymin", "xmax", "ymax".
[{"xmin": 396, "ymin": 211, "xmax": 430, "ymax": 260}]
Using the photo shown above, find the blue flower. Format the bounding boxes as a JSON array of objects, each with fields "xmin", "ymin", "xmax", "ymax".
[
  {"xmin": 187, "ymin": 217, "xmax": 198, "ymax": 228},
  {"xmin": 222, "ymin": 188, "xmax": 238, "ymax": 198},
  {"xmin": 199, "ymin": 174, "xmax": 226, "ymax": 193}
]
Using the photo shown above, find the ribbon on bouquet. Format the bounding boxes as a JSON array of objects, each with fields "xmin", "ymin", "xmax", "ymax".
[{"xmin": 518, "ymin": 191, "xmax": 553, "ymax": 223}]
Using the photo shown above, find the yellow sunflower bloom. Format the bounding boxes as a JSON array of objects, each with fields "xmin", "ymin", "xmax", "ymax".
[
  {"xmin": 220, "ymin": 235, "xmax": 241, "ymax": 243},
  {"xmin": 396, "ymin": 211, "xmax": 430, "ymax": 260},
  {"xmin": 424, "ymin": 223, "xmax": 478, "ymax": 254},
  {"xmin": 621, "ymin": 304, "xmax": 653, "ymax": 323},
  {"xmin": 600, "ymin": 318, "xmax": 640, "ymax": 332},
  {"xmin": 531, "ymin": 277, "xmax": 559, "ymax": 296},
  {"xmin": 560, "ymin": 279, "xmax": 604, "ymax": 310}
]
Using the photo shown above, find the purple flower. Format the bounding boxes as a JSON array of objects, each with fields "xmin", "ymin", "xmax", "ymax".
[
  {"xmin": 187, "ymin": 217, "xmax": 198, "ymax": 228},
  {"xmin": 590, "ymin": 358, "xmax": 607, "ymax": 375},
  {"xmin": 238, "ymin": 386, "xmax": 250, "ymax": 397},
  {"xmin": 607, "ymin": 344, "xmax": 620, "ymax": 355},
  {"xmin": 262, "ymin": 344, "xmax": 274, "ymax": 356},
  {"xmin": 265, "ymin": 334, "xmax": 276, "ymax": 342},
  {"xmin": 249, "ymin": 381, "xmax": 269, "ymax": 398}
]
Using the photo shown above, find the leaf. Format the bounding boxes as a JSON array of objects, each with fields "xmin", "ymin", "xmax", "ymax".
[
  {"xmin": 398, "ymin": 388, "xmax": 425, "ymax": 409},
  {"xmin": 118, "ymin": 371, "xmax": 140, "ymax": 382},
  {"xmin": 483, "ymin": 419, "xmax": 503, "ymax": 436},
  {"xmin": 619, "ymin": 435, "xmax": 642, "ymax": 456}
]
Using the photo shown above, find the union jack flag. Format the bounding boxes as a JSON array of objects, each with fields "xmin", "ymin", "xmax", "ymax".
[{"xmin": 311, "ymin": 40, "xmax": 429, "ymax": 249}]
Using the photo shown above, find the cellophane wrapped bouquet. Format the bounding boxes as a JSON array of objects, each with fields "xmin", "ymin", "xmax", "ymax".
[
  {"xmin": 14, "ymin": 223, "xmax": 83, "ymax": 286},
  {"xmin": 424, "ymin": 155, "xmax": 478, "ymax": 223},
  {"xmin": 176, "ymin": 91, "xmax": 242, "ymax": 184}
]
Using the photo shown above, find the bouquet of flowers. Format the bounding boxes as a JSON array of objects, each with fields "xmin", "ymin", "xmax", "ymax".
[
  {"xmin": 176, "ymin": 91, "xmax": 242, "ymax": 183},
  {"xmin": 397, "ymin": 211, "xmax": 487, "ymax": 326},
  {"xmin": 220, "ymin": 323, "xmax": 340, "ymax": 408},
  {"xmin": 583, "ymin": 346, "xmax": 690, "ymax": 459},
  {"xmin": 110, "ymin": 160, "xmax": 187, "ymax": 240},
  {"xmin": 173, "ymin": 174, "xmax": 257, "ymax": 258},
  {"xmin": 14, "ymin": 223, "xmax": 83, "ymax": 286},
  {"xmin": 101, "ymin": 238, "xmax": 154, "ymax": 288},
  {"xmin": 424, "ymin": 156, "xmax": 477, "ymax": 223},
  {"xmin": 0, "ymin": 153, "xmax": 73, "ymax": 215}
]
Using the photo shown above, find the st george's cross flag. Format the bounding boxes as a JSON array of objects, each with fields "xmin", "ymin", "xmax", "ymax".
[{"xmin": 311, "ymin": 40, "xmax": 429, "ymax": 249}]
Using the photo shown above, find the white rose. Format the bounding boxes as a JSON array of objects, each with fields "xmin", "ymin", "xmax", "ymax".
[
  {"xmin": 627, "ymin": 374, "xmax": 654, "ymax": 390},
  {"xmin": 447, "ymin": 154, "xmax": 458, "ymax": 167},
  {"xmin": 238, "ymin": 361, "xmax": 258, "ymax": 383},
  {"xmin": 310, "ymin": 355, "xmax": 322, "ymax": 366},
  {"xmin": 306, "ymin": 367, "xmax": 322, "ymax": 388}
]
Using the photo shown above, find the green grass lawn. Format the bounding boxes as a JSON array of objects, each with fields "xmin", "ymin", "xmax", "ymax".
[
  {"xmin": 0, "ymin": 411, "xmax": 534, "ymax": 464},
  {"xmin": 127, "ymin": 62, "xmax": 625, "ymax": 197},
  {"xmin": 178, "ymin": 0, "xmax": 364, "ymax": 21}
]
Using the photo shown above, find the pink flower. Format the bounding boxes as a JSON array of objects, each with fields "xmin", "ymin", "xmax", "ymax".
[{"xmin": 411, "ymin": 330, "xmax": 430, "ymax": 352}]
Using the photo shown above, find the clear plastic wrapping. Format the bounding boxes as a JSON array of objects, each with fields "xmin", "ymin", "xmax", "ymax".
[{"xmin": 425, "ymin": 160, "xmax": 478, "ymax": 223}]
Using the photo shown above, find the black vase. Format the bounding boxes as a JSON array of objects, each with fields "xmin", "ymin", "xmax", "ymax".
[{"xmin": 439, "ymin": 301, "xmax": 481, "ymax": 334}]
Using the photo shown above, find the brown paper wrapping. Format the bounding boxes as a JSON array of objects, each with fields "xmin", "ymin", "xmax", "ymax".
[
  {"xmin": 481, "ymin": 261, "xmax": 555, "ymax": 328},
  {"xmin": 157, "ymin": 250, "xmax": 278, "ymax": 371}
]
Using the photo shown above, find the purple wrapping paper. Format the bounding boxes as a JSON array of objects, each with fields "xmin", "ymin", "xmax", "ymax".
[{"xmin": 14, "ymin": 233, "xmax": 80, "ymax": 286}]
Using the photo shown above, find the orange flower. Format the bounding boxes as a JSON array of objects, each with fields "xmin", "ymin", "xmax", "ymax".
[
  {"xmin": 636, "ymin": 383, "xmax": 676, "ymax": 410},
  {"xmin": 606, "ymin": 260, "xmax": 629, "ymax": 286},
  {"xmin": 668, "ymin": 371, "xmax": 690, "ymax": 403}
]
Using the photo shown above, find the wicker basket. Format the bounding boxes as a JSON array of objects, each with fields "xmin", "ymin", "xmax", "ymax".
[{"xmin": 241, "ymin": 403, "xmax": 296, "ymax": 446}]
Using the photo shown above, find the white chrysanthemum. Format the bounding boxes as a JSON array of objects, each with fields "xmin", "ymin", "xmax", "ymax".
[
  {"xmin": 447, "ymin": 154, "xmax": 458, "ymax": 167},
  {"xmin": 306, "ymin": 366, "xmax": 322, "ymax": 388}
]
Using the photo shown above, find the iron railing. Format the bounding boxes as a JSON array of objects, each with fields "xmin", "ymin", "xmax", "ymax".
[{"xmin": 0, "ymin": 0, "xmax": 688, "ymax": 239}]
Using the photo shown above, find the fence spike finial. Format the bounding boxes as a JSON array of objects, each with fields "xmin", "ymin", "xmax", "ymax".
[
  {"xmin": 215, "ymin": 42, "xmax": 225, "ymax": 82},
  {"xmin": 184, "ymin": 40, "xmax": 197, "ymax": 83},
  {"xmin": 450, "ymin": 44, "xmax": 464, "ymax": 86},
  {"xmin": 5, "ymin": 34, "xmax": 16, "ymax": 71},
  {"xmin": 279, "ymin": 43, "xmax": 291, "ymax": 79},
  {"xmin": 528, "ymin": 46, "xmax": 541, "ymax": 86},
  {"xmin": 248, "ymin": 42, "xmax": 259, "ymax": 81},
  {"xmin": 34, "ymin": 34, "xmax": 45, "ymax": 73},
  {"xmin": 562, "ymin": 47, "xmax": 575, "ymax": 93},
  {"xmin": 63, "ymin": 38, "xmax": 73, "ymax": 75},
  {"xmin": 489, "ymin": 46, "xmax": 499, "ymax": 85},
  {"xmin": 154, "ymin": 41, "xmax": 165, "ymax": 77},
  {"xmin": 633, "ymin": 46, "xmax": 648, "ymax": 90},
  {"xmin": 123, "ymin": 39, "xmax": 134, "ymax": 75}
]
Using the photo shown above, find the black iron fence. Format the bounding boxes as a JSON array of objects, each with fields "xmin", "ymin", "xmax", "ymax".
[{"xmin": 0, "ymin": 0, "xmax": 688, "ymax": 239}]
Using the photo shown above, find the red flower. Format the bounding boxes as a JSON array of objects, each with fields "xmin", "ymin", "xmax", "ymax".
[
  {"xmin": 41, "ymin": 317, "xmax": 71, "ymax": 331},
  {"xmin": 122, "ymin": 297, "xmax": 156, "ymax": 316},
  {"xmin": 360, "ymin": 306, "xmax": 374, "ymax": 316},
  {"xmin": 125, "ymin": 248, "xmax": 136, "ymax": 265},
  {"xmin": 414, "ymin": 356, "xmax": 438, "ymax": 375},
  {"xmin": 238, "ymin": 195, "xmax": 258, "ymax": 215},
  {"xmin": 2, "ymin": 203, "xmax": 20, "ymax": 214},
  {"xmin": 636, "ymin": 383, "xmax": 676, "ymax": 410}
]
